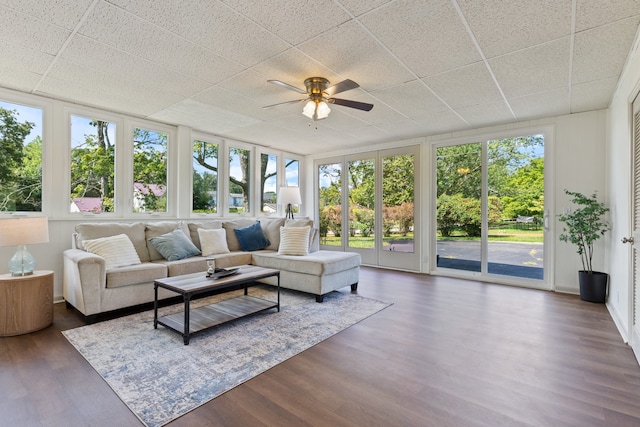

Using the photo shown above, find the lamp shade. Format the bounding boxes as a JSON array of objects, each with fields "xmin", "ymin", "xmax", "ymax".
[
  {"xmin": 277, "ymin": 187, "xmax": 302, "ymax": 206},
  {"xmin": 0, "ymin": 217, "xmax": 50, "ymax": 247}
]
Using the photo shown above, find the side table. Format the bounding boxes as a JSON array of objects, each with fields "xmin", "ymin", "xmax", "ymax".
[{"xmin": 0, "ymin": 270, "xmax": 53, "ymax": 336}]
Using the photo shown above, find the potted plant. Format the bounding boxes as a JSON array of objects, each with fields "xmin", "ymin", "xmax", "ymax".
[{"xmin": 558, "ymin": 189, "xmax": 611, "ymax": 303}]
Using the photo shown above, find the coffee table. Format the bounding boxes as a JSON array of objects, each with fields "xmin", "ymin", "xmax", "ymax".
[{"xmin": 153, "ymin": 265, "xmax": 280, "ymax": 345}]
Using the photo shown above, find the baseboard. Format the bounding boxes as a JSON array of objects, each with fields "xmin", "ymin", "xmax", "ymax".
[{"xmin": 606, "ymin": 301, "xmax": 629, "ymax": 343}]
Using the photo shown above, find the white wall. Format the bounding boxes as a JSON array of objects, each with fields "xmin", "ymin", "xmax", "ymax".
[{"xmin": 606, "ymin": 32, "xmax": 640, "ymax": 341}]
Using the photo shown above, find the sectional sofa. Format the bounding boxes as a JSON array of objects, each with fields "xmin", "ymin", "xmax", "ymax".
[{"xmin": 63, "ymin": 218, "xmax": 361, "ymax": 321}]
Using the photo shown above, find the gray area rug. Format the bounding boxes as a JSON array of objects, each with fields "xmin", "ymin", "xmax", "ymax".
[{"xmin": 63, "ymin": 286, "xmax": 391, "ymax": 427}]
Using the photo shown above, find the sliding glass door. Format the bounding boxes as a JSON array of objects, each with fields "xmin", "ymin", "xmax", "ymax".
[{"xmin": 434, "ymin": 133, "xmax": 546, "ymax": 285}]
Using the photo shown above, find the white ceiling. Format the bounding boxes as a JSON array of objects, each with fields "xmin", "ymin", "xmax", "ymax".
[{"xmin": 1, "ymin": 0, "xmax": 639, "ymax": 155}]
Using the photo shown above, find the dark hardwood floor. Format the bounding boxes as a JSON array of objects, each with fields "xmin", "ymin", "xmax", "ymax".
[{"xmin": 2, "ymin": 266, "xmax": 640, "ymax": 426}]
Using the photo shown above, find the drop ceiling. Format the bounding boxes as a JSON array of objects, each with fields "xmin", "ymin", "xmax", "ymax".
[{"xmin": 1, "ymin": 0, "xmax": 639, "ymax": 155}]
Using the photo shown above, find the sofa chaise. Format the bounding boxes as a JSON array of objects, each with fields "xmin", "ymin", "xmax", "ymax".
[{"xmin": 63, "ymin": 218, "xmax": 360, "ymax": 321}]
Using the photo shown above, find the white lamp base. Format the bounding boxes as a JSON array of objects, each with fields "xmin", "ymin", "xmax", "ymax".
[{"xmin": 8, "ymin": 245, "xmax": 36, "ymax": 276}]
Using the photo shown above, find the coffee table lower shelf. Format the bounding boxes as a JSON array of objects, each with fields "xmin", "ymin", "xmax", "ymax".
[{"xmin": 157, "ymin": 295, "xmax": 277, "ymax": 342}]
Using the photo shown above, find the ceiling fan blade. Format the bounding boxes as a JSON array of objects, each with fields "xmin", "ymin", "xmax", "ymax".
[
  {"xmin": 329, "ymin": 97, "xmax": 374, "ymax": 111},
  {"xmin": 262, "ymin": 99, "xmax": 306, "ymax": 109},
  {"xmin": 325, "ymin": 79, "xmax": 359, "ymax": 96},
  {"xmin": 267, "ymin": 80, "xmax": 307, "ymax": 94}
]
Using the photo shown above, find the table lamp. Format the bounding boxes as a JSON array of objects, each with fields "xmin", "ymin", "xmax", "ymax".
[
  {"xmin": 278, "ymin": 187, "xmax": 301, "ymax": 220},
  {"xmin": 0, "ymin": 217, "xmax": 49, "ymax": 276}
]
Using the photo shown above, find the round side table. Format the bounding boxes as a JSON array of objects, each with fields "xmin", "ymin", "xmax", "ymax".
[{"xmin": 0, "ymin": 270, "xmax": 53, "ymax": 336}]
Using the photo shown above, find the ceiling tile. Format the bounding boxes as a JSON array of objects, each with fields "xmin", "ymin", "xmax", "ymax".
[
  {"xmin": 42, "ymin": 60, "xmax": 183, "ymax": 116},
  {"xmin": 0, "ymin": 0, "xmax": 94, "ymax": 30},
  {"xmin": 61, "ymin": 35, "xmax": 211, "ymax": 98},
  {"xmin": 371, "ymin": 80, "xmax": 451, "ymax": 118},
  {"xmin": 576, "ymin": 0, "xmax": 640, "ymax": 31},
  {"xmin": 299, "ymin": 21, "xmax": 415, "ymax": 91},
  {"xmin": 107, "ymin": 0, "xmax": 290, "ymax": 67},
  {"xmin": 571, "ymin": 78, "xmax": 618, "ymax": 112},
  {"xmin": 221, "ymin": 0, "xmax": 352, "ymax": 45},
  {"xmin": 0, "ymin": 5, "xmax": 71, "ymax": 55},
  {"xmin": 509, "ymin": 88, "xmax": 571, "ymax": 120},
  {"xmin": 360, "ymin": 0, "xmax": 481, "ymax": 77},
  {"xmin": 423, "ymin": 62, "xmax": 504, "ymax": 109},
  {"xmin": 573, "ymin": 16, "xmax": 640, "ymax": 84},
  {"xmin": 457, "ymin": 0, "xmax": 572, "ymax": 58},
  {"xmin": 251, "ymin": 49, "xmax": 343, "ymax": 89},
  {"xmin": 490, "ymin": 37, "xmax": 570, "ymax": 98},
  {"xmin": 338, "ymin": 0, "xmax": 394, "ymax": 17},
  {"xmin": 455, "ymin": 101, "xmax": 514, "ymax": 127},
  {"xmin": 78, "ymin": 1, "xmax": 244, "ymax": 84}
]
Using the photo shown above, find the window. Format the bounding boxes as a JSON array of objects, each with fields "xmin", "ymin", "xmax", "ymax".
[
  {"xmin": 260, "ymin": 153, "xmax": 277, "ymax": 214},
  {"xmin": 285, "ymin": 158, "xmax": 299, "ymax": 186},
  {"xmin": 70, "ymin": 115, "xmax": 116, "ymax": 213},
  {"xmin": 229, "ymin": 146, "xmax": 250, "ymax": 213},
  {"xmin": 133, "ymin": 127, "xmax": 168, "ymax": 213},
  {"xmin": 192, "ymin": 139, "xmax": 218, "ymax": 214},
  {"xmin": 0, "ymin": 101, "xmax": 43, "ymax": 212}
]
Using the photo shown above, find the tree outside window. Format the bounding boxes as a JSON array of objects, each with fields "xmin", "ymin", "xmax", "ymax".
[
  {"xmin": 0, "ymin": 102, "xmax": 42, "ymax": 212},
  {"xmin": 70, "ymin": 116, "xmax": 116, "ymax": 213},
  {"xmin": 192, "ymin": 139, "xmax": 218, "ymax": 213},
  {"xmin": 133, "ymin": 128, "xmax": 167, "ymax": 213}
]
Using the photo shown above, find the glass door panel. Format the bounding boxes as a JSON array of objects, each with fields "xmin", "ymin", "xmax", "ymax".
[
  {"xmin": 348, "ymin": 159, "xmax": 375, "ymax": 250},
  {"xmin": 435, "ymin": 142, "xmax": 482, "ymax": 272},
  {"xmin": 486, "ymin": 135, "xmax": 544, "ymax": 280},
  {"xmin": 382, "ymin": 154, "xmax": 415, "ymax": 253},
  {"xmin": 318, "ymin": 162, "xmax": 342, "ymax": 247}
]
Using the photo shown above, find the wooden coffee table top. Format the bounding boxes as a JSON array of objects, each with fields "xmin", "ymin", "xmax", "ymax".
[{"xmin": 154, "ymin": 265, "xmax": 279, "ymax": 294}]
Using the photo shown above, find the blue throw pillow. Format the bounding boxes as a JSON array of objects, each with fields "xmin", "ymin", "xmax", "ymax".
[
  {"xmin": 149, "ymin": 228, "xmax": 201, "ymax": 261},
  {"xmin": 234, "ymin": 221, "xmax": 270, "ymax": 252}
]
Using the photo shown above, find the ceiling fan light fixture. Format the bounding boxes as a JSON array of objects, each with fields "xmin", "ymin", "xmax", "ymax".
[
  {"xmin": 316, "ymin": 101, "xmax": 331, "ymax": 119},
  {"xmin": 302, "ymin": 100, "xmax": 316, "ymax": 119},
  {"xmin": 302, "ymin": 99, "xmax": 331, "ymax": 121}
]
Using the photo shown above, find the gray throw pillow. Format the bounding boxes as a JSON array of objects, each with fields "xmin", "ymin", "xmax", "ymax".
[{"xmin": 149, "ymin": 228, "xmax": 201, "ymax": 261}]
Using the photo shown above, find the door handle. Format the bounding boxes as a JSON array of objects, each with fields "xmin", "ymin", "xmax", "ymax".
[{"xmin": 622, "ymin": 237, "xmax": 635, "ymax": 244}]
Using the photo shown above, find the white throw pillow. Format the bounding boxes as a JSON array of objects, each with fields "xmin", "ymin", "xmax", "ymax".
[
  {"xmin": 83, "ymin": 233, "xmax": 142, "ymax": 269},
  {"xmin": 198, "ymin": 228, "xmax": 230, "ymax": 256},
  {"xmin": 278, "ymin": 226, "xmax": 310, "ymax": 256}
]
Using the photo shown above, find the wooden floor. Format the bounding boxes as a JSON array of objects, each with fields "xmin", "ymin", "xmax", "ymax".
[{"xmin": 3, "ymin": 266, "xmax": 640, "ymax": 426}]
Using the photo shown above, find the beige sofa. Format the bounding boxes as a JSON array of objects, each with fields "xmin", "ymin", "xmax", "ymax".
[{"xmin": 63, "ymin": 218, "xmax": 360, "ymax": 320}]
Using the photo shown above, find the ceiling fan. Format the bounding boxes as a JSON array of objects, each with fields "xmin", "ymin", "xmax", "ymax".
[{"xmin": 263, "ymin": 77, "xmax": 374, "ymax": 121}]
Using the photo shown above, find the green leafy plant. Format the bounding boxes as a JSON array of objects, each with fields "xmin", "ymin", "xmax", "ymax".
[{"xmin": 558, "ymin": 190, "xmax": 611, "ymax": 274}]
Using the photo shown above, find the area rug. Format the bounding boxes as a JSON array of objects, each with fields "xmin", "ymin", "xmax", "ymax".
[{"xmin": 63, "ymin": 286, "xmax": 391, "ymax": 427}]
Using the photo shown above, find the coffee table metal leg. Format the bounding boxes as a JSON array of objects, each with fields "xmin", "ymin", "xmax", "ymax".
[
  {"xmin": 277, "ymin": 274, "xmax": 280, "ymax": 312},
  {"xmin": 153, "ymin": 283, "xmax": 159, "ymax": 329},
  {"xmin": 184, "ymin": 294, "xmax": 192, "ymax": 345}
]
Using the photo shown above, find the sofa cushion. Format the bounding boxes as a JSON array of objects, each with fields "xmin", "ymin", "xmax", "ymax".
[
  {"xmin": 153, "ymin": 252, "xmax": 253, "ymax": 276},
  {"xmin": 106, "ymin": 262, "xmax": 167, "ymax": 289},
  {"xmin": 76, "ymin": 222, "xmax": 150, "ymax": 262},
  {"xmin": 260, "ymin": 218, "xmax": 285, "ymax": 250},
  {"xmin": 149, "ymin": 228, "xmax": 201, "ymax": 261},
  {"xmin": 198, "ymin": 228, "xmax": 230, "ymax": 256},
  {"xmin": 145, "ymin": 221, "xmax": 190, "ymax": 261},
  {"xmin": 251, "ymin": 250, "xmax": 360, "ymax": 276},
  {"xmin": 222, "ymin": 218, "xmax": 257, "ymax": 251},
  {"xmin": 278, "ymin": 226, "xmax": 310, "ymax": 256},
  {"xmin": 82, "ymin": 234, "xmax": 142, "ymax": 270},
  {"xmin": 187, "ymin": 221, "xmax": 223, "ymax": 250},
  {"xmin": 233, "ymin": 221, "xmax": 270, "ymax": 251}
]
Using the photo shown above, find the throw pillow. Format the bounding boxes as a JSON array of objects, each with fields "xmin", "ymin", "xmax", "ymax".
[
  {"xmin": 278, "ymin": 226, "xmax": 310, "ymax": 256},
  {"xmin": 149, "ymin": 228, "xmax": 201, "ymax": 261},
  {"xmin": 234, "ymin": 221, "xmax": 270, "ymax": 252},
  {"xmin": 285, "ymin": 219, "xmax": 317, "ymax": 253},
  {"xmin": 198, "ymin": 228, "xmax": 230, "ymax": 256},
  {"xmin": 83, "ymin": 234, "xmax": 142, "ymax": 269}
]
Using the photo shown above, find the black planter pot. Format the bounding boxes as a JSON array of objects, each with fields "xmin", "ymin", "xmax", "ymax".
[{"xmin": 578, "ymin": 270, "xmax": 609, "ymax": 303}]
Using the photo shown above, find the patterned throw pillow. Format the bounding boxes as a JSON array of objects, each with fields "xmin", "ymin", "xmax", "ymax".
[
  {"xmin": 278, "ymin": 226, "xmax": 310, "ymax": 256},
  {"xmin": 83, "ymin": 234, "xmax": 142, "ymax": 269},
  {"xmin": 198, "ymin": 228, "xmax": 230, "ymax": 256}
]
